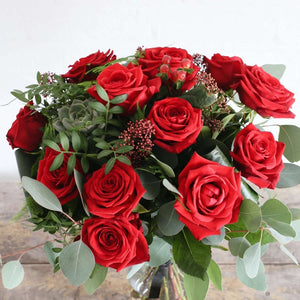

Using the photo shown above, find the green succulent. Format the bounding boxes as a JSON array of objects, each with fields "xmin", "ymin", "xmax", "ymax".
[{"xmin": 53, "ymin": 99, "xmax": 105, "ymax": 134}]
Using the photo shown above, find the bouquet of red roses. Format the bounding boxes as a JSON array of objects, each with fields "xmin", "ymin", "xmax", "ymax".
[{"xmin": 2, "ymin": 47, "xmax": 300, "ymax": 299}]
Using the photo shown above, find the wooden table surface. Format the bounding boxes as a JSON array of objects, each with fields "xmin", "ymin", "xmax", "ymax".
[{"xmin": 0, "ymin": 178, "xmax": 299, "ymax": 300}]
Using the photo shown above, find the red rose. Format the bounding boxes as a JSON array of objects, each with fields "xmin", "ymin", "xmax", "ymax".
[
  {"xmin": 174, "ymin": 152, "xmax": 243, "ymax": 241},
  {"xmin": 37, "ymin": 147, "xmax": 81, "ymax": 205},
  {"xmin": 83, "ymin": 160, "xmax": 145, "ymax": 218},
  {"xmin": 230, "ymin": 123, "xmax": 285, "ymax": 189},
  {"xmin": 138, "ymin": 47, "xmax": 199, "ymax": 90},
  {"xmin": 6, "ymin": 101, "xmax": 47, "ymax": 151},
  {"xmin": 87, "ymin": 63, "xmax": 161, "ymax": 115},
  {"xmin": 81, "ymin": 214, "xmax": 150, "ymax": 271},
  {"xmin": 204, "ymin": 53, "xmax": 244, "ymax": 91},
  {"xmin": 236, "ymin": 65, "xmax": 295, "ymax": 118},
  {"xmin": 147, "ymin": 97, "xmax": 203, "ymax": 153},
  {"xmin": 61, "ymin": 50, "xmax": 116, "ymax": 83}
]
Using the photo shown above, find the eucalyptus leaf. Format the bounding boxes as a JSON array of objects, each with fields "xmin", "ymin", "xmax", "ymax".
[
  {"xmin": 242, "ymin": 243, "xmax": 261, "ymax": 278},
  {"xmin": 261, "ymin": 198, "xmax": 291, "ymax": 224},
  {"xmin": 74, "ymin": 169, "xmax": 90, "ymax": 216},
  {"xmin": 184, "ymin": 272, "xmax": 209, "ymax": 300},
  {"xmin": 279, "ymin": 245, "xmax": 299, "ymax": 265},
  {"xmin": 162, "ymin": 179, "xmax": 182, "ymax": 197},
  {"xmin": 44, "ymin": 241, "xmax": 59, "ymax": 267},
  {"xmin": 136, "ymin": 170, "xmax": 161, "ymax": 200},
  {"xmin": 202, "ymin": 227, "xmax": 225, "ymax": 246},
  {"xmin": 207, "ymin": 259, "xmax": 222, "ymax": 291},
  {"xmin": 1, "ymin": 260, "xmax": 24, "ymax": 289},
  {"xmin": 229, "ymin": 237, "xmax": 251, "ymax": 258},
  {"xmin": 148, "ymin": 236, "xmax": 171, "ymax": 267},
  {"xmin": 157, "ymin": 200, "xmax": 184, "ymax": 236},
  {"xmin": 277, "ymin": 163, "xmax": 300, "ymax": 188},
  {"xmin": 262, "ymin": 64, "xmax": 286, "ymax": 80},
  {"xmin": 59, "ymin": 240, "xmax": 95, "ymax": 286},
  {"xmin": 264, "ymin": 219, "xmax": 296, "ymax": 237},
  {"xmin": 204, "ymin": 145, "xmax": 231, "ymax": 166},
  {"xmin": 150, "ymin": 154, "xmax": 175, "ymax": 177},
  {"xmin": 22, "ymin": 176, "xmax": 63, "ymax": 212},
  {"xmin": 84, "ymin": 264, "xmax": 108, "ymax": 295},
  {"xmin": 290, "ymin": 208, "xmax": 300, "ymax": 221},
  {"xmin": 279, "ymin": 125, "xmax": 300, "ymax": 163},
  {"xmin": 239, "ymin": 199, "xmax": 262, "ymax": 232},
  {"xmin": 241, "ymin": 179, "xmax": 259, "ymax": 203}
]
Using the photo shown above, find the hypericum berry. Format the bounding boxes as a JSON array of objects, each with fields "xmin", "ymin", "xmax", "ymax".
[
  {"xmin": 162, "ymin": 55, "xmax": 171, "ymax": 64},
  {"xmin": 181, "ymin": 58, "xmax": 192, "ymax": 69},
  {"xmin": 176, "ymin": 70, "xmax": 187, "ymax": 81},
  {"xmin": 159, "ymin": 64, "xmax": 170, "ymax": 74}
]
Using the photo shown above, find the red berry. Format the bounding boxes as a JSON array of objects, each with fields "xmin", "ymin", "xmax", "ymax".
[
  {"xmin": 177, "ymin": 70, "xmax": 187, "ymax": 81},
  {"xmin": 181, "ymin": 58, "xmax": 192, "ymax": 69},
  {"xmin": 159, "ymin": 64, "xmax": 170, "ymax": 74},
  {"xmin": 162, "ymin": 55, "xmax": 171, "ymax": 64}
]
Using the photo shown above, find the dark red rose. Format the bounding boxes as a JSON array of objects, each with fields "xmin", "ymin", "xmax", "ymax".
[
  {"xmin": 147, "ymin": 97, "xmax": 203, "ymax": 153},
  {"xmin": 37, "ymin": 147, "xmax": 81, "ymax": 205},
  {"xmin": 81, "ymin": 214, "xmax": 150, "ymax": 271},
  {"xmin": 235, "ymin": 65, "xmax": 295, "ymax": 118},
  {"xmin": 174, "ymin": 152, "xmax": 243, "ymax": 241},
  {"xmin": 6, "ymin": 101, "xmax": 47, "ymax": 151},
  {"xmin": 138, "ymin": 47, "xmax": 199, "ymax": 90},
  {"xmin": 83, "ymin": 160, "xmax": 145, "ymax": 218},
  {"xmin": 230, "ymin": 123, "xmax": 285, "ymax": 189},
  {"xmin": 61, "ymin": 50, "xmax": 116, "ymax": 83},
  {"xmin": 204, "ymin": 53, "xmax": 244, "ymax": 91},
  {"xmin": 87, "ymin": 63, "xmax": 161, "ymax": 115}
]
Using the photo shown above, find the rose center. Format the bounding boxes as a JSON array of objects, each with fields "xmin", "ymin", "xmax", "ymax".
[
  {"xmin": 200, "ymin": 183, "xmax": 221, "ymax": 208},
  {"xmin": 166, "ymin": 107, "xmax": 187, "ymax": 124}
]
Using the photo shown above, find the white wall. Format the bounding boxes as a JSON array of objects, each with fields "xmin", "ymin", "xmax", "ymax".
[{"xmin": 1, "ymin": 0, "xmax": 300, "ymax": 177}]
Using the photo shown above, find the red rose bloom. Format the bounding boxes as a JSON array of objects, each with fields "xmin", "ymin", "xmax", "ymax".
[
  {"xmin": 174, "ymin": 152, "xmax": 243, "ymax": 241},
  {"xmin": 87, "ymin": 63, "xmax": 161, "ymax": 115},
  {"xmin": 83, "ymin": 160, "xmax": 145, "ymax": 218},
  {"xmin": 6, "ymin": 101, "xmax": 47, "ymax": 151},
  {"xmin": 138, "ymin": 47, "xmax": 199, "ymax": 90},
  {"xmin": 147, "ymin": 97, "xmax": 203, "ymax": 153},
  {"xmin": 37, "ymin": 147, "xmax": 81, "ymax": 205},
  {"xmin": 204, "ymin": 53, "xmax": 244, "ymax": 91},
  {"xmin": 81, "ymin": 214, "xmax": 150, "ymax": 271},
  {"xmin": 62, "ymin": 50, "xmax": 116, "ymax": 83},
  {"xmin": 230, "ymin": 123, "xmax": 285, "ymax": 189},
  {"xmin": 236, "ymin": 65, "xmax": 295, "ymax": 118}
]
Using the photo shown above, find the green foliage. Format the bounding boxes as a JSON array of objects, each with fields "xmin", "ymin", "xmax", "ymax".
[
  {"xmin": 84, "ymin": 264, "xmax": 108, "ymax": 295},
  {"xmin": 229, "ymin": 237, "xmax": 251, "ymax": 258},
  {"xmin": 207, "ymin": 259, "xmax": 222, "ymax": 291},
  {"xmin": 279, "ymin": 125, "xmax": 300, "ymax": 162},
  {"xmin": 184, "ymin": 272, "xmax": 209, "ymax": 300},
  {"xmin": 136, "ymin": 169, "xmax": 161, "ymax": 200},
  {"xmin": 1, "ymin": 260, "xmax": 24, "ymax": 289},
  {"xmin": 242, "ymin": 243, "xmax": 261, "ymax": 278},
  {"xmin": 202, "ymin": 227, "xmax": 225, "ymax": 246},
  {"xmin": 277, "ymin": 163, "xmax": 300, "ymax": 188},
  {"xmin": 239, "ymin": 199, "xmax": 262, "ymax": 232},
  {"xmin": 262, "ymin": 64, "xmax": 286, "ymax": 80},
  {"xmin": 148, "ymin": 236, "xmax": 171, "ymax": 267}
]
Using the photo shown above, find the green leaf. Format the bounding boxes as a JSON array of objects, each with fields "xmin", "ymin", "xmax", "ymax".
[
  {"xmin": 84, "ymin": 264, "xmax": 108, "ymax": 295},
  {"xmin": 36, "ymin": 71, "xmax": 42, "ymax": 83},
  {"xmin": 239, "ymin": 199, "xmax": 262, "ymax": 232},
  {"xmin": 59, "ymin": 132, "xmax": 69, "ymax": 151},
  {"xmin": 212, "ymin": 113, "xmax": 235, "ymax": 139},
  {"xmin": 241, "ymin": 179, "xmax": 259, "ymax": 202},
  {"xmin": 15, "ymin": 149, "xmax": 39, "ymax": 178},
  {"xmin": 115, "ymin": 145, "xmax": 133, "ymax": 154},
  {"xmin": 204, "ymin": 145, "xmax": 232, "ymax": 167},
  {"xmin": 236, "ymin": 257, "xmax": 267, "ymax": 291},
  {"xmin": 81, "ymin": 155, "xmax": 90, "ymax": 173},
  {"xmin": 150, "ymin": 154, "xmax": 175, "ymax": 177},
  {"xmin": 96, "ymin": 84, "xmax": 109, "ymax": 102},
  {"xmin": 97, "ymin": 149, "xmax": 113, "ymax": 159},
  {"xmin": 44, "ymin": 139, "xmax": 61, "ymax": 152},
  {"xmin": 95, "ymin": 140, "xmax": 111, "ymax": 150},
  {"xmin": 173, "ymin": 229, "xmax": 211, "ymax": 278},
  {"xmin": 67, "ymin": 154, "xmax": 76, "ymax": 175},
  {"xmin": 44, "ymin": 241, "xmax": 59, "ymax": 267},
  {"xmin": 71, "ymin": 131, "xmax": 81, "ymax": 152},
  {"xmin": 105, "ymin": 157, "xmax": 116, "ymax": 174},
  {"xmin": 242, "ymin": 243, "xmax": 261, "ymax": 278},
  {"xmin": 49, "ymin": 152, "xmax": 64, "ymax": 171},
  {"xmin": 291, "ymin": 208, "xmax": 300, "ymax": 221},
  {"xmin": 89, "ymin": 101, "xmax": 107, "ymax": 113},
  {"xmin": 1, "ymin": 260, "xmax": 24, "ymax": 289},
  {"xmin": 229, "ymin": 237, "xmax": 251, "ymax": 258},
  {"xmin": 277, "ymin": 163, "xmax": 300, "ymax": 188},
  {"xmin": 11, "ymin": 90, "xmax": 28, "ymax": 102},
  {"xmin": 184, "ymin": 272, "xmax": 209, "ymax": 300},
  {"xmin": 132, "ymin": 203, "xmax": 149, "ymax": 214},
  {"xmin": 74, "ymin": 169, "xmax": 90, "ymax": 216},
  {"xmin": 148, "ymin": 236, "xmax": 171, "ymax": 267},
  {"xmin": 261, "ymin": 198, "xmax": 291, "ymax": 224},
  {"xmin": 59, "ymin": 240, "xmax": 95, "ymax": 286},
  {"xmin": 35, "ymin": 93, "xmax": 42, "ymax": 105},
  {"xmin": 157, "ymin": 200, "xmax": 184, "ymax": 236},
  {"xmin": 279, "ymin": 244, "xmax": 299, "ymax": 265},
  {"xmin": 162, "ymin": 179, "xmax": 182, "ymax": 197},
  {"xmin": 202, "ymin": 227, "xmax": 225, "ymax": 246},
  {"xmin": 262, "ymin": 64, "xmax": 286, "ymax": 80},
  {"xmin": 110, "ymin": 94, "xmax": 128, "ymax": 104},
  {"xmin": 22, "ymin": 176, "xmax": 63, "ymax": 212},
  {"xmin": 109, "ymin": 106, "xmax": 124, "ymax": 114},
  {"xmin": 116, "ymin": 155, "xmax": 131, "ymax": 165},
  {"xmin": 264, "ymin": 219, "xmax": 296, "ymax": 237},
  {"xmin": 207, "ymin": 259, "xmax": 222, "ymax": 291},
  {"xmin": 136, "ymin": 170, "xmax": 161, "ymax": 200},
  {"xmin": 279, "ymin": 125, "xmax": 300, "ymax": 162}
]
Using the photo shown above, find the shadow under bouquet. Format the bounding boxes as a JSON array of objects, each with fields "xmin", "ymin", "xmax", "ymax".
[{"xmin": 2, "ymin": 47, "xmax": 300, "ymax": 299}]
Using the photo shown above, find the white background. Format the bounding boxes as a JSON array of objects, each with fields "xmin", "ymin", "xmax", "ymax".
[{"xmin": 1, "ymin": 0, "xmax": 300, "ymax": 178}]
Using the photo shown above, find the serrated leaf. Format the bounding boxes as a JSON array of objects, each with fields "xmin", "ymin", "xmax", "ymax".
[
  {"xmin": 277, "ymin": 163, "xmax": 300, "ymax": 188},
  {"xmin": 84, "ymin": 264, "xmax": 108, "ymax": 295},
  {"xmin": 157, "ymin": 200, "xmax": 184, "ymax": 236},
  {"xmin": 96, "ymin": 84, "xmax": 109, "ymax": 102},
  {"xmin": 229, "ymin": 237, "xmax": 251, "ymax": 258},
  {"xmin": 1, "ymin": 260, "xmax": 24, "ymax": 289},
  {"xmin": 110, "ymin": 94, "xmax": 128, "ymax": 104},
  {"xmin": 184, "ymin": 272, "xmax": 209, "ymax": 300},
  {"xmin": 239, "ymin": 199, "xmax": 262, "ymax": 232},
  {"xmin": 262, "ymin": 64, "xmax": 286, "ymax": 80},
  {"xmin": 89, "ymin": 101, "xmax": 107, "ymax": 113},
  {"xmin": 59, "ymin": 240, "xmax": 95, "ymax": 286},
  {"xmin": 105, "ymin": 157, "xmax": 116, "ymax": 174},
  {"xmin": 44, "ymin": 139, "xmax": 61, "ymax": 152},
  {"xmin": 22, "ymin": 176, "xmax": 63, "ymax": 212},
  {"xmin": 279, "ymin": 125, "xmax": 300, "ymax": 163},
  {"xmin": 207, "ymin": 259, "xmax": 222, "ymax": 291},
  {"xmin": 59, "ymin": 132, "xmax": 69, "ymax": 151},
  {"xmin": 148, "ymin": 236, "xmax": 171, "ymax": 267},
  {"xmin": 74, "ymin": 169, "xmax": 90, "ymax": 216},
  {"xmin": 49, "ymin": 152, "xmax": 64, "ymax": 171},
  {"xmin": 243, "ymin": 243, "xmax": 261, "ymax": 278}
]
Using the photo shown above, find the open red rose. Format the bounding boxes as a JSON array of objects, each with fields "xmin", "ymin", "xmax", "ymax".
[
  {"xmin": 37, "ymin": 147, "xmax": 81, "ymax": 205},
  {"xmin": 235, "ymin": 65, "xmax": 295, "ymax": 118},
  {"xmin": 87, "ymin": 63, "xmax": 161, "ymax": 115},
  {"xmin": 174, "ymin": 152, "xmax": 243, "ymax": 241},
  {"xmin": 83, "ymin": 160, "xmax": 145, "ymax": 218},
  {"xmin": 62, "ymin": 50, "xmax": 116, "ymax": 83},
  {"xmin": 6, "ymin": 101, "xmax": 47, "ymax": 151},
  {"xmin": 204, "ymin": 53, "xmax": 244, "ymax": 91},
  {"xmin": 81, "ymin": 214, "xmax": 150, "ymax": 271},
  {"xmin": 138, "ymin": 47, "xmax": 199, "ymax": 90},
  {"xmin": 230, "ymin": 123, "xmax": 285, "ymax": 189},
  {"xmin": 147, "ymin": 97, "xmax": 203, "ymax": 153}
]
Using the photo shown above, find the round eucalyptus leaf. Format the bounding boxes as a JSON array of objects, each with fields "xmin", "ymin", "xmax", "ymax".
[{"xmin": 1, "ymin": 260, "xmax": 24, "ymax": 289}]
